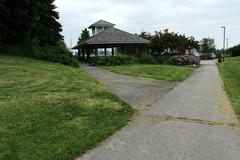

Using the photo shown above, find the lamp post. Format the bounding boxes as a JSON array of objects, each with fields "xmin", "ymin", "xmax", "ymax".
[
  {"xmin": 226, "ymin": 38, "xmax": 229, "ymax": 50},
  {"xmin": 221, "ymin": 26, "xmax": 226, "ymax": 62}
]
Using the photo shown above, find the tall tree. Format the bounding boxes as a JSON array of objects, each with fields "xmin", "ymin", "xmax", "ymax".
[
  {"xmin": 37, "ymin": 0, "xmax": 63, "ymax": 46},
  {"xmin": 139, "ymin": 32, "xmax": 152, "ymax": 40},
  {"xmin": 200, "ymin": 38, "xmax": 216, "ymax": 54},
  {"xmin": 187, "ymin": 36, "xmax": 200, "ymax": 52},
  {"xmin": 0, "ymin": 0, "xmax": 7, "ymax": 45},
  {"xmin": 150, "ymin": 29, "xmax": 199, "ymax": 55},
  {"xmin": 0, "ymin": 0, "xmax": 33, "ymax": 43},
  {"xmin": 78, "ymin": 28, "xmax": 90, "ymax": 44},
  {"xmin": 0, "ymin": 0, "xmax": 63, "ymax": 46}
]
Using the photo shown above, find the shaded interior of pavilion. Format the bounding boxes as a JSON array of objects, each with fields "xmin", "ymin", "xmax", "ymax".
[{"xmin": 75, "ymin": 44, "xmax": 145, "ymax": 61}]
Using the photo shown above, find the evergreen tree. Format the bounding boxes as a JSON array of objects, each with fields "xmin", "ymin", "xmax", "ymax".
[
  {"xmin": 0, "ymin": 0, "xmax": 31, "ymax": 43},
  {"xmin": 37, "ymin": 0, "xmax": 63, "ymax": 46},
  {"xmin": 0, "ymin": 0, "xmax": 63, "ymax": 46},
  {"xmin": 0, "ymin": 0, "xmax": 7, "ymax": 45},
  {"xmin": 78, "ymin": 28, "xmax": 90, "ymax": 44}
]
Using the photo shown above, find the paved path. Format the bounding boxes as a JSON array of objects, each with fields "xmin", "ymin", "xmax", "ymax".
[
  {"xmin": 78, "ymin": 61, "xmax": 240, "ymax": 160},
  {"xmin": 80, "ymin": 63, "xmax": 176, "ymax": 110}
]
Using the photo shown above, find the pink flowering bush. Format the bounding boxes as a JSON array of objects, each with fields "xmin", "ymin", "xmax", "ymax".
[{"xmin": 172, "ymin": 54, "xmax": 200, "ymax": 66}]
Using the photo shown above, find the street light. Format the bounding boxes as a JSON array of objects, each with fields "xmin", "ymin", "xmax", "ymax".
[
  {"xmin": 221, "ymin": 26, "xmax": 226, "ymax": 51},
  {"xmin": 221, "ymin": 26, "xmax": 226, "ymax": 61}
]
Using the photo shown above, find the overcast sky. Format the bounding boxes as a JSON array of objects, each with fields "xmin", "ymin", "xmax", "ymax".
[{"xmin": 55, "ymin": 0, "xmax": 240, "ymax": 49}]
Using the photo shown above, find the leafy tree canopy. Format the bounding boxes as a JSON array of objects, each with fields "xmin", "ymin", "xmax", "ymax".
[
  {"xmin": 139, "ymin": 29, "xmax": 199, "ymax": 55},
  {"xmin": 200, "ymin": 38, "xmax": 216, "ymax": 54}
]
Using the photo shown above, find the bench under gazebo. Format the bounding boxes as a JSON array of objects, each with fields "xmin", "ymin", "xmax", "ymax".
[{"xmin": 72, "ymin": 20, "xmax": 150, "ymax": 61}]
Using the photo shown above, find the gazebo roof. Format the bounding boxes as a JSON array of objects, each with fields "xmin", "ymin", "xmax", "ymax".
[
  {"xmin": 88, "ymin": 20, "xmax": 115, "ymax": 29},
  {"xmin": 73, "ymin": 27, "xmax": 150, "ymax": 49}
]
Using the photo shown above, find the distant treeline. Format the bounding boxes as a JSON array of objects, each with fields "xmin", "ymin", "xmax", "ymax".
[
  {"xmin": 0, "ymin": 0, "xmax": 78, "ymax": 67},
  {"xmin": 227, "ymin": 44, "xmax": 240, "ymax": 57}
]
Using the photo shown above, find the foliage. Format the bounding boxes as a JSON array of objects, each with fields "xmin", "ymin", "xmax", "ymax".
[
  {"xmin": 200, "ymin": 54, "xmax": 215, "ymax": 60},
  {"xmin": 0, "ymin": 41, "xmax": 79, "ymax": 67},
  {"xmin": 139, "ymin": 32, "xmax": 152, "ymax": 40},
  {"xmin": 0, "ymin": 0, "xmax": 63, "ymax": 46},
  {"xmin": 172, "ymin": 54, "xmax": 201, "ymax": 66},
  {"xmin": 39, "ymin": 42, "xmax": 79, "ymax": 67},
  {"xmin": 37, "ymin": 0, "xmax": 63, "ymax": 46},
  {"xmin": 78, "ymin": 28, "xmax": 90, "ymax": 44},
  {"xmin": 139, "ymin": 53, "xmax": 157, "ymax": 64},
  {"xmin": 215, "ymin": 51, "xmax": 224, "ymax": 63},
  {"xmin": 199, "ymin": 38, "xmax": 216, "ymax": 60},
  {"xmin": 0, "ymin": 55, "xmax": 134, "ymax": 160},
  {"xmin": 200, "ymin": 38, "xmax": 216, "ymax": 54},
  {"xmin": 215, "ymin": 50, "xmax": 224, "ymax": 58},
  {"xmin": 219, "ymin": 57, "xmax": 240, "ymax": 119},
  {"xmin": 102, "ymin": 64, "xmax": 195, "ymax": 81},
  {"xmin": 226, "ymin": 44, "xmax": 240, "ymax": 57},
  {"xmin": 0, "ymin": 0, "xmax": 68, "ymax": 66},
  {"xmin": 139, "ymin": 29, "xmax": 199, "ymax": 55},
  {"xmin": 89, "ymin": 54, "xmax": 139, "ymax": 66},
  {"xmin": 153, "ymin": 55, "xmax": 173, "ymax": 64}
]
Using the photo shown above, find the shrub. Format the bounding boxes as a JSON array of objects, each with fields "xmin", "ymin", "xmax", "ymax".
[
  {"xmin": 139, "ymin": 53, "xmax": 157, "ymax": 64},
  {"xmin": 200, "ymin": 53, "xmax": 215, "ymax": 60},
  {"xmin": 153, "ymin": 55, "xmax": 173, "ymax": 64},
  {"xmin": 172, "ymin": 54, "xmax": 201, "ymax": 66},
  {"xmin": 39, "ymin": 42, "xmax": 79, "ymax": 67},
  {"xmin": 215, "ymin": 52, "xmax": 224, "ymax": 63},
  {"xmin": 215, "ymin": 52, "xmax": 223, "ymax": 59},
  {"xmin": 0, "ymin": 41, "xmax": 79, "ymax": 67},
  {"xmin": 89, "ymin": 54, "xmax": 138, "ymax": 66}
]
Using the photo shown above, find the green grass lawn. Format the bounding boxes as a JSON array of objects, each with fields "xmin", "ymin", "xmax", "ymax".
[
  {"xmin": 219, "ymin": 56, "xmax": 240, "ymax": 119},
  {"xmin": 101, "ymin": 64, "xmax": 195, "ymax": 81},
  {"xmin": 0, "ymin": 55, "xmax": 134, "ymax": 160}
]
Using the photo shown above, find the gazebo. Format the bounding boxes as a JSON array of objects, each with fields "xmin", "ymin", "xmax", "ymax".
[{"xmin": 72, "ymin": 20, "xmax": 150, "ymax": 61}]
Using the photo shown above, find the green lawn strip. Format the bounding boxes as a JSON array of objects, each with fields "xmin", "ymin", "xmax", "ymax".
[
  {"xmin": 0, "ymin": 55, "xmax": 134, "ymax": 160},
  {"xmin": 218, "ymin": 56, "xmax": 240, "ymax": 120},
  {"xmin": 101, "ymin": 64, "xmax": 195, "ymax": 81}
]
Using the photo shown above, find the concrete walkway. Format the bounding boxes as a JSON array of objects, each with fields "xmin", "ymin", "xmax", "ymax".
[
  {"xmin": 78, "ymin": 61, "xmax": 240, "ymax": 160},
  {"xmin": 80, "ymin": 63, "xmax": 176, "ymax": 110}
]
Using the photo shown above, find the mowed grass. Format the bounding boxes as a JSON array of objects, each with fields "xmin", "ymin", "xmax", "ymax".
[
  {"xmin": 219, "ymin": 56, "xmax": 240, "ymax": 119},
  {"xmin": 101, "ymin": 64, "xmax": 195, "ymax": 81},
  {"xmin": 0, "ymin": 55, "xmax": 134, "ymax": 160}
]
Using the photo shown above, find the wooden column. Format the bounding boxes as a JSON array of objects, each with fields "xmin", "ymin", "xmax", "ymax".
[
  {"xmin": 81, "ymin": 49, "xmax": 84, "ymax": 60},
  {"xmin": 78, "ymin": 49, "xmax": 81, "ymax": 61},
  {"xmin": 121, "ymin": 45, "xmax": 124, "ymax": 54},
  {"xmin": 111, "ymin": 47, "xmax": 115, "ymax": 56},
  {"xmin": 135, "ymin": 45, "xmax": 139, "ymax": 54},
  {"xmin": 104, "ymin": 47, "xmax": 107, "ymax": 56},
  {"xmin": 86, "ymin": 47, "xmax": 90, "ymax": 61},
  {"xmin": 95, "ymin": 46, "xmax": 98, "ymax": 57},
  {"xmin": 82, "ymin": 48, "xmax": 86, "ymax": 60}
]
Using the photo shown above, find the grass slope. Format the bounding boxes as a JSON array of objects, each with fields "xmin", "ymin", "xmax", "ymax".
[
  {"xmin": 219, "ymin": 57, "xmax": 240, "ymax": 119},
  {"xmin": 101, "ymin": 64, "xmax": 195, "ymax": 81},
  {"xmin": 0, "ymin": 55, "xmax": 134, "ymax": 160}
]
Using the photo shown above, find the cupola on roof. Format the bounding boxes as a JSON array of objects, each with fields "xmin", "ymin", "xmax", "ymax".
[{"xmin": 88, "ymin": 20, "xmax": 115, "ymax": 29}]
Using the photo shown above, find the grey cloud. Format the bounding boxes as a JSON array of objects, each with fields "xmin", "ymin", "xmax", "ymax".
[{"xmin": 55, "ymin": 0, "xmax": 240, "ymax": 48}]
